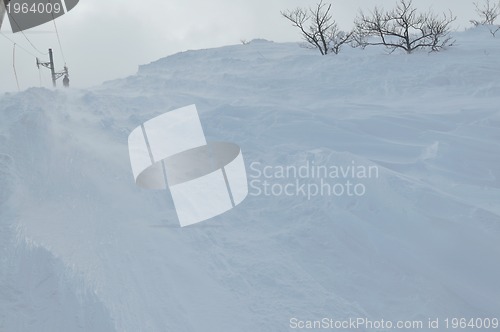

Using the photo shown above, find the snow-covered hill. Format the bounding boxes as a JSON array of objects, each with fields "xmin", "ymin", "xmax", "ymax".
[{"xmin": 1, "ymin": 27, "xmax": 499, "ymax": 331}]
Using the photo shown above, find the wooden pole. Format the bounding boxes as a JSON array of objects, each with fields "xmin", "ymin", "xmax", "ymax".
[{"xmin": 49, "ymin": 49, "xmax": 56, "ymax": 87}]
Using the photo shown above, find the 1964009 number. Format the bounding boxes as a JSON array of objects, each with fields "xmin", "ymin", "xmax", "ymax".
[
  {"xmin": 6, "ymin": 2, "xmax": 62, "ymax": 14},
  {"xmin": 444, "ymin": 318, "xmax": 499, "ymax": 329}
]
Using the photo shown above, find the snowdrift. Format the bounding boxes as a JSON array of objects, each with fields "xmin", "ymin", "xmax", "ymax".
[{"xmin": 1, "ymin": 27, "xmax": 499, "ymax": 331}]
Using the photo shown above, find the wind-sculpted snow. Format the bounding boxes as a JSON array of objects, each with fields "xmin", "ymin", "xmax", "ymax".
[{"xmin": 1, "ymin": 27, "xmax": 499, "ymax": 331}]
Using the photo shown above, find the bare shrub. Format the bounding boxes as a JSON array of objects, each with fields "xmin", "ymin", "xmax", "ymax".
[
  {"xmin": 281, "ymin": 1, "xmax": 353, "ymax": 55},
  {"xmin": 470, "ymin": 0, "xmax": 500, "ymax": 36},
  {"xmin": 354, "ymin": 0, "xmax": 456, "ymax": 54}
]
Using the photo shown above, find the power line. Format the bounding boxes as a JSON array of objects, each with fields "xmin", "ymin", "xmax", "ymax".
[
  {"xmin": 52, "ymin": 17, "xmax": 65, "ymax": 64},
  {"xmin": 0, "ymin": 31, "xmax": 39, "ymax": 57},
  {"xmin": 6, "ymin": 10, "xmax": 48, "ymax": 55},
  {"xmin": 12, "ymin": 43, "xmax": 20, "ymax": 91},
  {"xmin": 49, "ymin": 0, "xmax": 66, "ymax": 64}
]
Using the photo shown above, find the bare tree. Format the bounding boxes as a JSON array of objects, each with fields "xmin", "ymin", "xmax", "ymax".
[
  {"xmin": 354, "ymin": 0, "xmax": 456, "ymax": 54},
  {"xmin": 471, "ymin": 0, "xmax": 500, "ymax": 25},
  {"xmin": 470, "ymin": 0, "xmax": 500, "ymax": 36},
  {"xmin": 281, "ymin": 1, "xmax": 353, "ymax": 55},
  {"xmin": 328, "ymin": 28, "xmax": 353, "ymax": 55}
]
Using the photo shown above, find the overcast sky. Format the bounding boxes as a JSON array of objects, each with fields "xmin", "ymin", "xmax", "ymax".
[{"xmin": 0, "ymin": 0, "xmax": 480, "ymax": 92}]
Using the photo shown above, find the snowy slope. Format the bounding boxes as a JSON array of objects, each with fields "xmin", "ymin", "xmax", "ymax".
[{"xmin": 1, "ymin": 27, "xmax": 500, "ymax": 331}]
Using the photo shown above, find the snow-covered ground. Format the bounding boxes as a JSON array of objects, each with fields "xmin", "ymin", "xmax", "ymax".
[{"xmin": 1, "ymin": 27, "xmax": 499, "ymax": 331}]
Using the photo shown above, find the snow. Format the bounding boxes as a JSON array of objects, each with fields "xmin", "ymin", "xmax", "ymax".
[{"xmin": 1, "ymin": 26, "xmax": 499, "ymax": 331}]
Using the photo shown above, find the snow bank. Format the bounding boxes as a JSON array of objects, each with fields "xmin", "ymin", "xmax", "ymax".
[{"xmin": 1, "ymin": 27, "xmax": 499, "ymax": 331}]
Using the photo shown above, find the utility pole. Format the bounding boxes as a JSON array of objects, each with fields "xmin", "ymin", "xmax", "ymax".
[
  {"xmin": 37, "ymin": 49, "xmax": 69, "ymax": 88},
  {"xmin": 48, "ymin": 48, "xmax": 56, "ymax": 87}
]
